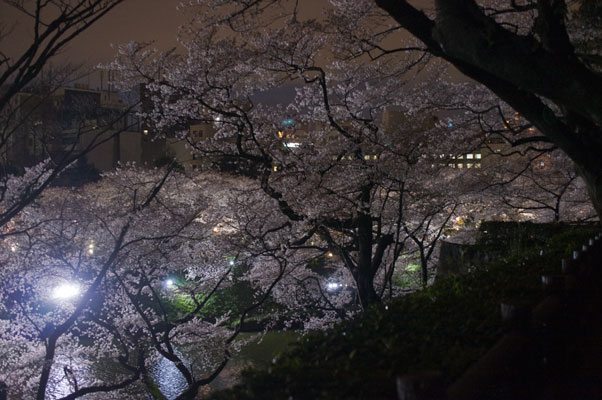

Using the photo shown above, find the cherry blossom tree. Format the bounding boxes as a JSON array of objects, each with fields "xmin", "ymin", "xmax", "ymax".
[
  {"xmin": 0, "ymin": 0, "xmax": 131, "ymax": 231},
  {"xmin": 9, "ymin": 2, "xmax": 598, "ymax": 397},
  {"xmin": 0, "ymin": 167, "xmax": 290, "ymax": 399},
  {"xmin": 484, "ymin": 150, "xmax": 595, "ymax": 222},
  {"xmin": 353, "ymin": 0, "xmax": 602, "ymax": 218},
  {"xmin": 109, "ymin": 0, "xmax": 486, "ymax": 310}
]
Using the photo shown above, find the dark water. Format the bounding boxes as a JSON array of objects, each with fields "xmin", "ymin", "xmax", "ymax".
[
  {"xmin": 46, "ymin": 331, "xmax": 297, "ymax": 399},
  {"xmin": 150, "ymin": 331, "xmax": 298, "ymax": 399}
]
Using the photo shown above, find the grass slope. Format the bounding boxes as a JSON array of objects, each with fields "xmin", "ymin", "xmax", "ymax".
[{"xmin": 210, "ymin": 222, "xmax": 599, "ymax": 400}]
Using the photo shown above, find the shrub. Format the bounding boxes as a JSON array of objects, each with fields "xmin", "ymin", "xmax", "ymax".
[{"xmin": 210, "ymin": 223, "xmax": 599, "ymax": 400}]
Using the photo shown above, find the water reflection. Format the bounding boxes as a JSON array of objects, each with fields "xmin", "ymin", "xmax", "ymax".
[
  {"xmin": 47, "ymin": 355, "xmax": 91, "ymax": 400},
  {"xmin": 47, "ymin": 331, "xmax": 298, "ymax": 399},
  {"xmin": 149, "ymin": 353, "xmax": 188, "ymax": 400},
  {"xmin": 142, "ymin": 332, "xmax": 299, "ymax": 399}
]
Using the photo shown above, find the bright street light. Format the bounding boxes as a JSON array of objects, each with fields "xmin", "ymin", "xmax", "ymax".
[{"xmin": 52, "ymin": 283, "xmax": 81, "ymax": 301}]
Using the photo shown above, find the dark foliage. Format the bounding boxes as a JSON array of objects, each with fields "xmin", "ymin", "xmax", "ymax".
[{"xmin": 210, "ymin": 222, "xmax": 599, "ymax": 400}]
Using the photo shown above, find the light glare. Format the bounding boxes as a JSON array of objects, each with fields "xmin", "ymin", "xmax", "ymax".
[{"xmin": 53, "ymin": 283, "xmax": 81, "ymax": 300}]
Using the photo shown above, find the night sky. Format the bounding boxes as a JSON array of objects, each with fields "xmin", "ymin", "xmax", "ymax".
[
  {"xmin": 2, "ymin": 1, "xmax": 433, "ymax": 62},
  {"xmin": 1, "ymin": 0, "xmax": 188, "ymax": 66},
  {"xmin": 1, "ymin": 0, "xmax": 347, "ymax": 67},
  {"xmin": 1, "ymin": 0, "xmax": 437, "ymax": 92},
  {"xmin": 0, "ymin": 0, "xmax": 344, "ymax": 95}
]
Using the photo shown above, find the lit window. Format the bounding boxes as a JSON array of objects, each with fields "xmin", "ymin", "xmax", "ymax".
[
  {"xmin": 364, "ymin": 155, "xmax": 370, "ymax": 160},
  {"xmin": 458, "ymin": 164, "xmax": 464, "ymax": 168},
  {"xmin": 476, "ymin": 154, "xmax": 482, "ymax": 159},
  {"xmin": 143, "ymin": 129, "xmax": 149, "ymax": 135},
  {"xmin": 448, "ymin": 163, "xmax": 455, "ymax": 168},
  {"xmin": 540, "ymin": 162, "xmax": 545, "ymax": 167},
  {"xmin": 457, "ymin": 155, "xmax": 463, "ymax": 159},
  {"xmin": 273, "ymin": 165, "xmax": 278, "ymax": 172},
  {"xmin": 475, "ymin": 163, "xmax": 481, "ymax": 168},
  {"xmin": 467, "ymin": 163, "xmax": 473, "ymax": 168},
  {"xmin": 373, "ymin": 155, "xmax": 378, "ymax": 160},
  {"xmin": 466, "ymin": 154, "xmax": 474, "ymax": 159}
]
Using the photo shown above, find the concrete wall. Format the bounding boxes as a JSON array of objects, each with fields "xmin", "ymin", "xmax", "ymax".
[{"xmin": 119, "ymin": 131, "xmax": 142, "ymax": 165}]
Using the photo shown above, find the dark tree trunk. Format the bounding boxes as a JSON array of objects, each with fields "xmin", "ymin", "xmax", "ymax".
[
  {"xmin": 420, "ymin": 251, "xmax": 428, "ymax": 288},
  {"xmin": 354, "ymin": 209, "xmax": 382, "ymax": 308},
  {"xmin": 374, "ymin": 0, "xmax": 602, "ymax": 221},
  {"xmin": 554, "ymin": 197, "xmax": 561, "ymax": 223},
  {"xmin": 355, "ymin": 270, "xmax": 381, "ymax": 309}
]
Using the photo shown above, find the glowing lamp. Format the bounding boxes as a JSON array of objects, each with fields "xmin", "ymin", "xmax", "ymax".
[{"xmin": 53, "ymin": 283, "xmax": 81, "ymax": 300}]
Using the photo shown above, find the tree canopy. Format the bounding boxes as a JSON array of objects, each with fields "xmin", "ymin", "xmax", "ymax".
[{"xmin": 371, "ymin": 0, "xmax": 602, "ymax": 215}]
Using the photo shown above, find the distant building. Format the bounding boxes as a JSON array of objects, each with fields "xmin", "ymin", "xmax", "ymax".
[
  {"xmin": 164, "ymin": 122, "xmax": 220, "ymax": 171},
  {"xmin": 1, "ymin": 84, "xmax": 166, "ymax": 173},
  {"xmin": 0, "ymin": 90, "xmax": 57, "ymax": 170},
  {"xmin": 447, "ymin": 151, "xmax": 483, "ymax": 169}
]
